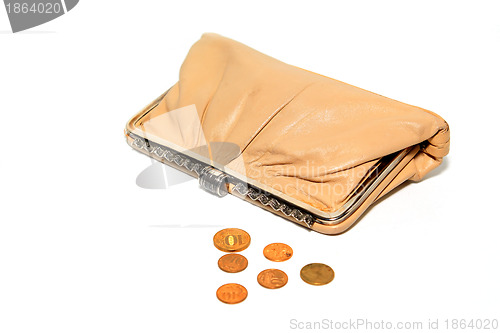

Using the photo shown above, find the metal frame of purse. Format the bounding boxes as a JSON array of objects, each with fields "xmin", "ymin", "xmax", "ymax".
[{"xmin": 124, "ymin": 34, "xmax": 450, "ymax": 235}]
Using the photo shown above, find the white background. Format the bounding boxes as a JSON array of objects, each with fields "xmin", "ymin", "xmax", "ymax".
[{"xmin": 1, "ymin": 1, "xmax": 499, "ymax": 332}]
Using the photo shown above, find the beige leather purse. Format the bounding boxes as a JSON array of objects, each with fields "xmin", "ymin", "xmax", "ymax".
[{"xmin": 125, "ymin": 33, "xmax": 450, "ymax": 235}]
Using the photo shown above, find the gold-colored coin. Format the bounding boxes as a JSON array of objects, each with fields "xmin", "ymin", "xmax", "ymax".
[
  {"xmin": 213, "ymin": 228, "xmax": 251, "ymax": 252},
  {"xmin": 216, "ymin": 283, "xmax": 248, "ymax": 304},
  {"xmin": 218, "ymin": 253, "xmax": 248, "ymax": 273},
  {"xmin": 257, "ymin": 269, "xmax": 288, "ymax": 289},
  {"xmin": 263, "ymin": 243, "xmax": 293, "ymax": 262},
  {"xmin": 300, "ymin": 263, "xmax": 335, "ymax": 286}
]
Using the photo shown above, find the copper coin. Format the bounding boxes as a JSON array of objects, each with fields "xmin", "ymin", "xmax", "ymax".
[
  {"xmin": 213, "ymin": 228, "xmax": 251, "ymax": 252},
  {"xmin": 263, "ymin": 243, "xmax": 293, "ymax": 262},
  {"xmin": 218, "ymin": 254, "xmax": 248, "ymax": 273},
  {"xmin": 216, "ymin": 283, "xmax": 248, "ymax": 304},
  {"xmin": 257, "ymin": 269, "xmax": 288, "ymax": 289},
  {"xmin": 300, "ymin": 263, "xmax": 335, "ymax": 286}
]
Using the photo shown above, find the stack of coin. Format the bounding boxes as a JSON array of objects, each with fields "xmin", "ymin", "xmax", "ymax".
[
  {"xmin": 213, "ymin": 228, "xmax": 251, "ymax": 304},
  {"xmin": 257, "ymin": 242, "xmax": 294, "ymax": 289},
  {"xmin": 214, "ymin": 228, "xmax": 335, "ymax": 304}
]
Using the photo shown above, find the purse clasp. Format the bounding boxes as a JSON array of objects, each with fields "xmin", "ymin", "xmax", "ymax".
[{"xmin": 199, "ymin": 166, "xmax": 229, "ymax": 197}]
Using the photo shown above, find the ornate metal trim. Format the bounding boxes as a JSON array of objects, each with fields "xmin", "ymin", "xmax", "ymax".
[{"xmin": 130, "ymin": 136, "xmax": 314, "ymax": 227}]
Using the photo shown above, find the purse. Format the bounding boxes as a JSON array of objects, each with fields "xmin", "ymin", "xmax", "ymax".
[{"xmin": 125, "ymin": 33, "xmax": 450, "ymax": 235}]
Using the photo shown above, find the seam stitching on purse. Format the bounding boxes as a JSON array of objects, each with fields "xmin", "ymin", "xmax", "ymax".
[{"xmin": 240, "ymin": 83, "xmax": 314, "ymax": 155}]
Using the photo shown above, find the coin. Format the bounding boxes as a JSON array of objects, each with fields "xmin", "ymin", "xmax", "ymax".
[
  {"xmin": 216, "ymin": 283, "xmax": 248, "ymax": 304},
  {"xmin": 300, "ymin": 263, "xmax": 335, "ymax": 286},
  {"xmin": 218, "ymin": 253, "xmax": 248, "ymax": 273},
  {"xmin": 213, "ymin": 228, "xmax": 251, "ymax": 252},
  {"xmin": 257, "ymin": 269, "xmax": 288, "ymax": 289},
  {"xmin": 263, "ymin": 243, "xmax": 293, "ymax": 262}
]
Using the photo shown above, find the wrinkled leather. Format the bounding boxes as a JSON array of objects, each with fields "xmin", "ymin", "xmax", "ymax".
[{"xmin": 139, "ymin": 33, "xmax": 450, "ymax": 213}]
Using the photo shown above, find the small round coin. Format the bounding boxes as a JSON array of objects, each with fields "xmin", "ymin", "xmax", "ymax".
[
  {"xmin": 263, "ymin": 243, "xmax": 293, "ymax": 262},
  {"xmin": 218, "ymin": 253, "xmax": 248, "ymax": 273},
  {"xmin": 257, "ymin": 269, "xmax": 288, "ymax": 289},
  {"xmin": 213, "ymin": 228, "xmax": 251, "ymax": 252},
  {"xmin": 216, "ymin": 283, "xmax": 248, "ymax": 304},
  {"xmin": 300, "ymin": 263, "xmax": 335, "ymax": 286}
]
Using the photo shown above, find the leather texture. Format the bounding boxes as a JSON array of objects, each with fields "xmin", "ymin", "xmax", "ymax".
[{"xmin": 138, "ymin": 33, "xmax": 450, "ymax": 213}]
